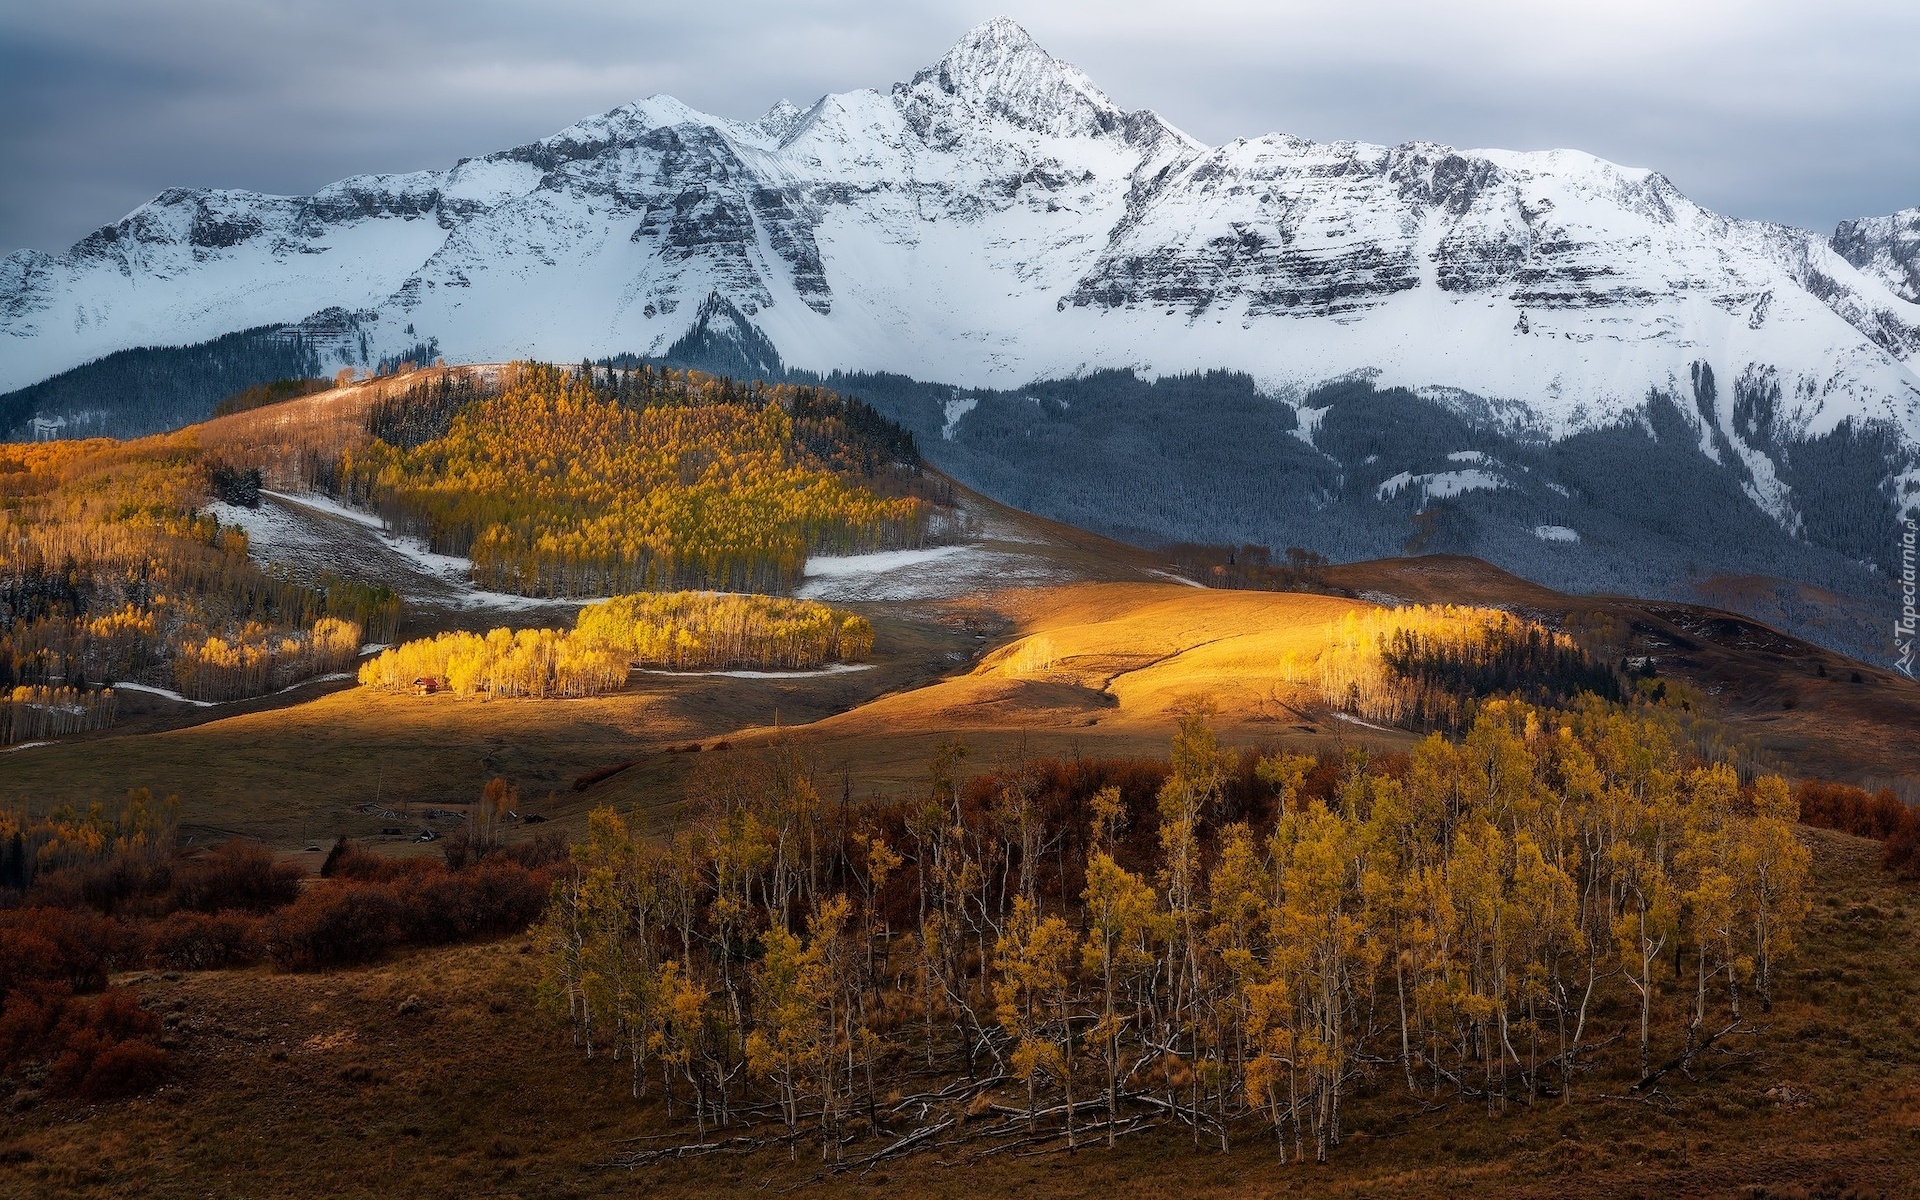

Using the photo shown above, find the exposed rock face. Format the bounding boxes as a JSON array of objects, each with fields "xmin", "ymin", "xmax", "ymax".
[{"xmin": 1834, "ymin": 207, "xmax": 1920, "ymax": 305}]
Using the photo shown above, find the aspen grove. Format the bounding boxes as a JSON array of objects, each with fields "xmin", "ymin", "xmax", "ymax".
[
  {"xmin": 0, "ymin": 436, "xmax": 399, "ymax": 718},
  {"xmin": 538, "ymin": 698, "xmax": 1812, "ymax": 1167}
]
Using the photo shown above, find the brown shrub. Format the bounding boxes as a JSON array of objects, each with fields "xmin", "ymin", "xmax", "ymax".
[
  {"xmin": 1885, "ymin": 819, "xmax": 1920, "ymax": 881},
  {"xmin": 1797, "ymin": 780, "xmax": 1913, "ymax": 840},
  {"xmin": 265, "ymin": 853, "xmax": 556, "ymax": 972},
  {"xmin": 0, "ymin": 981, "xmax": 72, "ymax": 1066},
  {"xmin": 394, "ymin": 860, "xmax": 550, "ymax": 944},
  {"xmin": 0, "ymin": 906, "xmax": 136, "ymax": 999},
  {"xmin": 144, "ymin": 909, "xmax": 264, "ymax": 971},
  {"xmin": 2, "ymin": 984, "xmax": 169, "ymax": 1099},
  {"xmin": 1796, "ymin": 779, "xmax": 1920, "ymax": 879},
  {"xmin": 65, "ymin": 1036, "xmax": 171, "ymax": 1099},
  {"xmin": 23, "ymin": 854, "xmax": 173, "ymax": 916},
  {"xmin": 320, "ymin": 837, "xmax": 396, "ymax": 881},
  {"xmin": 265, "ymin": 882, "xmax": 404, "ymax": 970},
  {"xmin": 168, "ymin": 841, "xmax": 303, "ymax": 914},
  {"xmin": 43, "ymin": 987, "xmax": 169, "ymax": 1099}
]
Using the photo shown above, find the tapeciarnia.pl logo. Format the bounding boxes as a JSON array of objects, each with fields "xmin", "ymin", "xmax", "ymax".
[{"xmin": 1899, "ymin": 517, "xmax": 1917, "ymax": 678}]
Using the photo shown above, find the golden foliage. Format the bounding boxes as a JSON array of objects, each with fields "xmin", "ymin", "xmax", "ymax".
[
  {"xmin": 0, "ymin": 684, "xmax": 117, "ymax": 744},
  {"xmin": 0, "ymin": 433, "xmax": 397, "ymax": 716},
  {"xmin": 0, "ymin": 788, "xmax": 178, "ymax": 888},
  {"xmin": 358, "ymin": 591, "xmax": 873, "ymax": 699},
  {"xmin": 537, "ymin": 700, "xmax": 1814, "ymax": 1161},
  {"xmin": 340, "ymin": 363, "xmax": 928, "ymax": 597},
  {"xmin": 575, "ymin": 591, "xmax": 872, "ymax": 670}
]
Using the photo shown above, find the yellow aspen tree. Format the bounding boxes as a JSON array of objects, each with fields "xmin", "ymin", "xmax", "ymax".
[
  {"xmin": 1740, "ymin": 775, "xmax": 1812, "ymax": 1011},
  {"xmin": 993, "ymin": 896, "xmax": 1079, "ymax": 1137}
]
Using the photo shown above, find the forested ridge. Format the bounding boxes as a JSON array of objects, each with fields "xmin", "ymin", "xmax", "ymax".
[
  {"xmin": 540, "ymin": 699, "xmax": 1813, "ymax": 1168},
  {"xmin": 334, "ymin": 363, "xmax": 933, "ymax": 597},
  {"xmin": 0, "ymin": 436, "xmax": 398, "ymax": 723},
  {"xmin": 0, "ymin": 327, "xmax": 326, "ymax": 441}
]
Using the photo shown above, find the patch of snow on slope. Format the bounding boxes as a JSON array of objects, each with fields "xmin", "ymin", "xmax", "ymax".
[
  {"xmin": 1534, "ymin": 525, "xmax": 1581, "ymax": 543},
  {"xmin": 1376, "ymin": 469, "xmax": 1505, "ymax": 502},
  {"xmin": 1889, "ymin": 467, "xmax": 1920, "ymax": 520},
  {"xmin": 111, "ymin": 682, "xmax": 217, "ymax": 707},
  {"xmin": 941, "ymin": 395, "xmax": 979, "ymax": 440},
  {"xmin": 802, "ymin": 545, "xmax": 970, "ymax": 578},
  {"xmin": 797, "ymin": 542, "xmax": 1074, "ymax": 602},
  {"xmin": 260, "ymin": 491, "xmax": 591, "ymax": 611},
  {"xmin": 1293, "ymin": 404, "xmax": 1329, "ymax": 446},
  {"xmin": 206, "ymin": 499, "xmax": 327, "ymax": 552},
  {"xmin": 1422, "ymin": 470, "xmax": 1504, "ymax": 499},
  {"xmin": 1147, "ymin": 569, "xmax": 1207, "ymax": 588}
]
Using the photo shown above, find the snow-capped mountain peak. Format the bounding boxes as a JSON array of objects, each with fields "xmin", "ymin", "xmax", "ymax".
[
  {"xmin": 901, "ymin": 17, "xmax": 1125, "ymax": 139},
  {"xmin": 4, "ymin": 17, "xmax": 1919, "ymax": 482}
]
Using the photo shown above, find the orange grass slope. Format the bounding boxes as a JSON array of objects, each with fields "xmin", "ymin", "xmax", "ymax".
[{"xmin": 789, "ymin": 582, "xmax": 1394, "ymax": 739}]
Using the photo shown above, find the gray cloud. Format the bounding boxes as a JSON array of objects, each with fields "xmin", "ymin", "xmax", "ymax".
[{"xmin": 3, "ymin": 0, "xmax": 1918, "ymax": 253}]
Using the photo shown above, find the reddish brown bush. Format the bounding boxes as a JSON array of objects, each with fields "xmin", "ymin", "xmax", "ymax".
[
  {"xmin": 1797, "ymin": 780, "xmax": 1912, "ymax": 838},
  {"xmin": 319, "ymin": 837, "xmax": 398, "ymax": 881},
  {"xmin": 264, "ymin": 882, "xmax": 403, "ymax": 970},
  {"xmin": 1, "ymin": 984, "xmax": 169, "ymax": 1099},
  {"xmin": 63, "ymin": 1036, "xmax": 171, "ymax": 1099},
  {"xmin": 23, "ymin": 855, "xmax": 173, "ymax": 916},
  {"xmin": 168, "ymin": 842, "xmax": 303, "ymax": 914},
  {"xmin": 43, "ymin": 987, "xmax": 169, "ymax": 1099},
  {"xmin": 1886, "ymin": 819, "xmax": 1920, "ymax": 880},
  {"xmin": 143, "ymin": 909, "xmax": 264, "ymax": 971},
  {"xmin": 263, "ymin": 855, "xmax": 552, "ymax": 971},
  {"xmin": 0, "ymin": 907, "xmax": 136, "ymax": 999},
  {"xmin": 1796, "ymin": 779, "xmax": 1920, "ymax": 879},
  {"xmin": 0, "ymin": 981, "xmax": 72, "ymax": 1066},
  {"xmin": 394, "ymin": 860, "xmax": 550, "ymax": 944}
]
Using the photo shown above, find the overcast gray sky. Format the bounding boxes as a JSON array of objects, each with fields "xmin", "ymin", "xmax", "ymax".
[{"xmin": 4, "ymin": 0, "xmax": 1919, "ymax": 254}]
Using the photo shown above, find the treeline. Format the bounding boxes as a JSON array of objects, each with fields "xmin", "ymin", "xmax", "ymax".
[
  {"xmin": 359, "ymin": 592, "xmax": 874, "ymax": 698},
  {"xmin": 1163, "ymin": 543, "xmax": 1331, "ymax": 592},
  {"xmin": 576, "ymin": 592, "xmax": 874, "ymax": 670},
  {"xmin": 1, "ymin": 684, "xmax": 118, "ymax": 745},
  {"xmin": 1795, "ymin": 779, "xmax": 1920, "ymax": 878},
  {"xmin": 0, "ymin": 436, "xmax": 399, "ymax": 717},
  {"xmin": 172, "ymin": 616, "xmax": 362, "ymax": 703},
  {"xmin": 540, "ymin": 699, "xmax": 1812, "ymax": 1165},
  {"xmin": 335, "ymin": 363, "xmax": 931, "ymax": 597},
  {"xmin": 1, "ymin": 325, "xmax": 324, "ymax": 441}
]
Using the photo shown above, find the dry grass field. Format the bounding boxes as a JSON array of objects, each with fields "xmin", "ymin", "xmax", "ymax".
[
  {"xmin": 2, "ymin": 827, "xmax": 1913, "ymax": 1200},
  {"xmin": 0, "ymin": 604, "xmax": 974, "ymax": 848}
]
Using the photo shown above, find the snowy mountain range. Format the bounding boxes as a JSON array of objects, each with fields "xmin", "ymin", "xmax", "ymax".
[{"xmin": 3, "ymin": 17, "xmax": 1919, "ymax": 655}]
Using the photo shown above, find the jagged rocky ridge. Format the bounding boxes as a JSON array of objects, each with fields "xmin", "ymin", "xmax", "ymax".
[{"xmin": 4, "ymin": 17, "xmax": 1919, "ymax": 660}]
